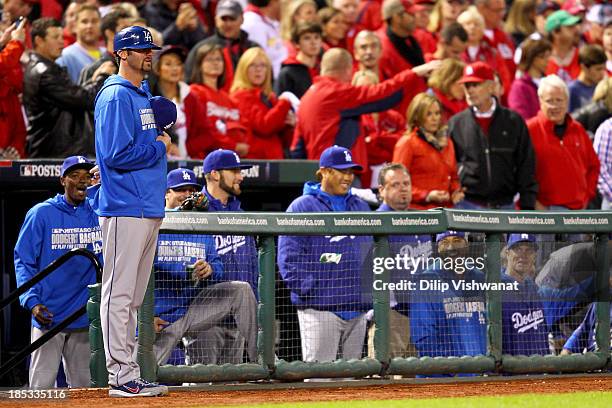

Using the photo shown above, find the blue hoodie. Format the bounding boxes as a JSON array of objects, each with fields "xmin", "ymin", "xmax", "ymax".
[
  {"xmin": 277, "ymin": 182, "xmax": 373, "ymax": 317},
  {"xmin": 410, "ymin": 267, "xmax": 487, "ymax": 358},
  {"xmin": 501, "ymin": 274, "xmax": 549, "ymax": 356},
  {"xmin": 203, "ymin": 187, "xmax": 259, "ymax": 295},
  {"xmin": 154, "ymin": 233, "xmax": 223, "ymax": 324},
  {"xmin": 14, "ymin": 194, "xmax": 102, "ymax": 329},
  {"xmin": 93, "ymin": 75, "xmax": 167, "ymax": 218}
]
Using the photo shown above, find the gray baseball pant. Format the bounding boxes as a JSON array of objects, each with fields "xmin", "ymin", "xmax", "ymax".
[
  {"xmin": 153, "ymin": 281, "xmax": 257, "ymax": 365},
  {"xmin": 99, "ymin": 216, "xmax": 162, "ymax": 387},
  {"xmin": 29, "ymin": 327, "xmax": 90, "ymax": 389}
]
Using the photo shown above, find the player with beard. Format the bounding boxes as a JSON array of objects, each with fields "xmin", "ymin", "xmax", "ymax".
[{"xmin": 93, "ymin": 26, "xmax": 171, "ymax": 397}]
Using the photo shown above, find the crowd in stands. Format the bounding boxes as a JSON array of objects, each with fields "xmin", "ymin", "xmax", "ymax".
[{"xmin": 0, "ymin": 0, "xmax": 611, "ymax": 210}]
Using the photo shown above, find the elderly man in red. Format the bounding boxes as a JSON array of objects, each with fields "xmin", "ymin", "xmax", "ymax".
[{"xmin": 527, "ymin": 75, "xmax": 600, "ymax": 211}]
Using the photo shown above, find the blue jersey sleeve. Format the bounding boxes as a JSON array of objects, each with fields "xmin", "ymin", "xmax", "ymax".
[{"xmin": 14, "ymin": 207, "xmax": 45, "ymax": 311}]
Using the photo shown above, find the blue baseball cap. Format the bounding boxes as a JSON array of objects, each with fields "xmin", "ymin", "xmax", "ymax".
[
  {"xmin": 113, "ymin": 26, "xmax": 161, "ymax": 53},
  {"xmin": 61, "ymin": 156, "xmax": 95, "ymax": 177},
  {"xmin": 436, "ymin": 230, "xmax": 466, "ymax": 242},
  {"xmin": 167, "ymin": 168, "xmax": 201, "ymax": 190},
  {"xmin": 319, "ymin": 145, "xmax": 363, "ymax": 171},
  {"xmin": 507, "ymin": 233, "xmax": 537, "ymax": 249},
  {"xmin": 150, "ymin": 96, "xmax": 177, "ymax": 134},
  {"xmin": 203, "ymin": 149, "xmax": 253, "ymax": 174}
]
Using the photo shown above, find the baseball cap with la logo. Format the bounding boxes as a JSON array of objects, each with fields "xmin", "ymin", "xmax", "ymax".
[
  {"xmin": 319, "ymin": 145, "xmax": 363, "ymax": 171},
  {"xmin": 167, "ymin": 168, "xmax": 202, "ymax": 189}
]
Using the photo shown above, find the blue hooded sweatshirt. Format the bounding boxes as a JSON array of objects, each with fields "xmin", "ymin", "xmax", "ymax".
[
  {"xmin": 14, "ymin": 194, "xmax": 102, "ymax": 329},
  {"xmin": 410, "ymin": 267, "xmax": 487, "ymax": 358},
  {"xmin": 501, "ymin": 274, "xmax": 549, "ymax": 356},
  {"xmin": 92, "ymin": 75, "xmax": 167, "ymax": 218},
  {"xmin": 203, "ymin": 187, "xmax": 259, "ymax": 295},
  {"xmin": 277, "ymin": 182, "xmax": 373, "ymax": 318},
  {"xmin": 154, "ymin": 233, "xmax": 223, "ymax": 324}
]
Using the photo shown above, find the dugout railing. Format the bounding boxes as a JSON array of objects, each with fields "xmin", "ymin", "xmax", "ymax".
[{"xmin": 88, "ymin": 209, "xmax": 612, "ymax": 385}]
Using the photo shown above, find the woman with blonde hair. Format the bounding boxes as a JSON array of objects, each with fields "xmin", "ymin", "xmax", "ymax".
[
  {"xmin": 392, "ymin": 93, "xmax": 463, "ymax": 209},
  {"xmin": 503, "ymin": 0, "xmax": 536, "ymax": 46},
  {"xmin": 428, "ymin": 0, "xmax": 469, "ymax": 34},
  {"xmin": 573, "ymin": 77, "xmax": 612, "ymax": 137},
  {"xmin": 281, "ymin": 0, "xmax": 318, "ymax": 41},
  {"xmin": 231, "ymin": 47, "xmax": 295, "ymax": 159},
  {"xmin": 427, "ymin": 58, "xmax": 466, "ymax": 122}
]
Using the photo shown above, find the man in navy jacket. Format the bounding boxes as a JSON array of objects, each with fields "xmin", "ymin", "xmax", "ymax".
[
  {"xmin": 278, "ymin": 145, "xmax": 372, "ymax": 364},
  {"xmin": 15, "ymin": 156, "xmax": 102, "ymax": 389}
]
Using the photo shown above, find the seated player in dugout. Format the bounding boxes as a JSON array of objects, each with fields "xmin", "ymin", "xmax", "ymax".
[
  {"xmin": 151, "ymin": 168, "xmax": 257, "ymax": 365},
  {"xmin": 501, "ymin": 234, "xmax": 550, "ymax": 356},
  {"xmin": 410, "ymin": 231, "xmax": 487, "ymax": 362}
]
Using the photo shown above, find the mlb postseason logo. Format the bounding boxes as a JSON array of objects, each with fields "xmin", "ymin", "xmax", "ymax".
[{"xmin": 20, "ymin": 164, "xmax": 62, "ymax": 177}]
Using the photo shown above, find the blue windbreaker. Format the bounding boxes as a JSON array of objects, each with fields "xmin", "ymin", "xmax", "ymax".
[
  {"xmin": 277, "ymin": 182, "xmax": 373, "ymax": 315},
  {"xmin": 501, "ymin": 274, "xmax": 549, "ymax": 355},
  {"xmin": 154, "ymin": 233, "xmax": 223, "ymax": 324},
  {"xmin": 92, "ymin": 75, "xmax": 167, "ymax": 218},
  {"xmin": 410, "ymin": 267, "xmax": 487, "ymax": 357},
  {"xmin": 14, "ymin": 194, "xmax": 102, "ymax": 329},
  {"xmin": 203, "ymin": 187, "xmax": 259, "ymax": 295}
]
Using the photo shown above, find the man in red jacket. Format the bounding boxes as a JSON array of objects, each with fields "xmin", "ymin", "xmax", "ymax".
[
  {"xmin": 475, "ymin": 0, "xmax": 515, "ymax": 78},
  {"xmin": 527, "ymin": 75, "xmax": 600, "ymax": 210},
  {"xmin": 291, "ymin": 47, "xmax": 438, "ymax": 178}
]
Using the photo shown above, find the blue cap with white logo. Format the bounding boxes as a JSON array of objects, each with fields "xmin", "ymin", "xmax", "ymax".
[
  {"xmin": 507, "ymin": 233, "xmax": 537, "ymax": 249},
  {"xmin": 61, "ymin": 156, "xmax": 95, "ymax": 177},
  {"xmin": 113, "ymin": 26, "xmax": 161, "ymax": 53},
  {"xmin": 203, "ymin": 149, "xmax": 253, "ymax": 174},
  {"xmin": 436, "ymin": 230, "xmax": 466, "ymax": 242},
  {"xmin": 319, "ymin": 145, "xmax": 363, "ymax": 171},
  {"xmin": 167, "ymin": 168, "xmax": 201, "ymax": 190}
]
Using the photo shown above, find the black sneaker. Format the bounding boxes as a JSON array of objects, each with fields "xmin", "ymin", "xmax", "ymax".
[{"xmin": 109, "ymin": 378, "xmax": 169, "ymax": 397}]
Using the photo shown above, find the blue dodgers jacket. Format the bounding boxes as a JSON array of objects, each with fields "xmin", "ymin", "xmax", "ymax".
[
  {"xmin": 410, "ymin": 267, "xmax": 487, "ymax": 357},
  {"xmin": 564, "ymin": 301, "xmax": 612, "ymax": 353},
  {"xmin": 154, "ymin": 233, "xmax": 223, "ymax": 324},
  {"xmin": 92, "ymin": 75, "xmax": 167, "ymax": 218},
  {"xmin": 203, "ymin": 188, "xmax": 259, "ymax": 295},
  {"xmin": 501, "ymin": 274, "xmax": 549, "ymax": 356},
  {"xmin": 277, "ymin": 182, "xmax": 373, "ymax": 315},
  {"xmin": 14, "ymin": 194, "xmax": 102, "ymax": 329}
]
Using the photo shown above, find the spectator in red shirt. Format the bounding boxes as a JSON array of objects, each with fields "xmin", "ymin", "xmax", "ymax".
[
  {"xmin": 426, "ymin": 22, "xmax": 467, "ymax": 62},
  {"xmin": 377, "ymin": 0, "xmax": 426, "ymax": 80},
  {"xmin": 0, "ymin": 18, "xmax": 26, "ymax": 159},
  {"xmin": 545, "ymin": 10, "xmax": 582, "ymax": 82},
  {"xmin": 291, "ymin": 47, "xmax": 438, "ymax": 172},
  {"xmin": 427, "ymin": 58, "xmax": 467, "ymax": 122},
  {"xmin": 333, "ymin": 0, "xmax": 361, "ymax": 52},
  {"xmin": 231, "ymin": 47, "xmax": 295, "ymax": 159},
  {"xmin": 280, "ymin": 0, "xmax": 318, "ymax": 58},
  {"xmin": 276, "ymin": 21, "xmax": 322, "ymax": 99},
  {"xmin": 356, "ymin": 0, "xmax": 383, "ymax": 32},
  {"xmin": 353, "ymin": 30, "xmax": 382, "ymax": 78},
  {"xmin": 475, "ymin": 0, "xmax": 516, "ymax": 77},
  {"xmin": 392, "ymin": 93, "xmax": 463, "ymax": 209},
  {"xmin": 508, "ymin": 38, "xmax": 552, "ymax": 121},
  {"xmin": 352, "ymin": 70, "xmax": 405, "ymax": 187},
  {"xmin": 583, "ymin": 4, "xmax": 612, "ymax": 46},
  {"xmin": 188, "ymin": 43, "xmax": 250, "ymax": 158},
  {"xmin": 318, "ymin": 7, "xmax": 349, "ymax": 50},
  {"xmin": 528, "ymin": 75, "xmax": 600, "ymax": 210}
]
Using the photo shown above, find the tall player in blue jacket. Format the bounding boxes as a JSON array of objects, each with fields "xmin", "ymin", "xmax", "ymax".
[
  {"xmin": 92, "ymin": 26, "xmax": 170, "ymax": 397},
  {"xmin": 501, "ymin": 234, "xmax": 550, "ymax": 356},
  {"xmin": 14, "ymin": 156, "xmax": 102, "ymax": 389},
  {"xmin": 410, "ymin": 231, "xmax": 487, "ymax": 359},
  {"xmin": 278, "ymin": 145, "xmax": 373, "ymax": 363}
]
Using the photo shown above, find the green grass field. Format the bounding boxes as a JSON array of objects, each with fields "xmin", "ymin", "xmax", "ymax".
[{"xmin": 216, "ymin": 391, "xmax": 612, "ymax": 408}]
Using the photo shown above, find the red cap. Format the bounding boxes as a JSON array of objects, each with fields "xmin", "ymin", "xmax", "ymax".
[
  {"xmin": 458, "ymin": 61, "xmax": 495, "ymax": 84},
  {"xmin": 562, "ymin": 0, "xmax": 587, "ymax": 16}
]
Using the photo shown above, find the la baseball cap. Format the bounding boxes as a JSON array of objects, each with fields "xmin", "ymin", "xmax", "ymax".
[
  {"xmin": 203, "ymin": 149, "xmax": 253, "ymax": 174},
  {"xmin": 167, "ymin": 168, "xmax": 202, "ymax": 190},
  {"xmin": 319, "ymin": 145, "xmax": 363, "ymax": 171},
  {"xmin": 216, "ymin": 0, "xmax": 243, "ymax": 18},
  {"xmin": 61, "ymin": 156, "xmax": 95, "ymax": 177},
  {"xmin": 545, "ymin": 10, "xmax": 581, "ymax": 33},
  {"xmin": 436, "ymin": 230, "xmax": 466, "ymax": 243},
  {"xmin": 507, "ymin": 233, "xmax": 537, "ymax": 249},
  {"xmin": 382, "ymin": 0, "xmax": 420, "ymax": 20},
  {"xmin": 458, "ymin": 61, "xmax": 495, "ymax": 84},
  {"xmin": 150, "ymin": 96, "xmax": 177, "ymax": 134}
]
